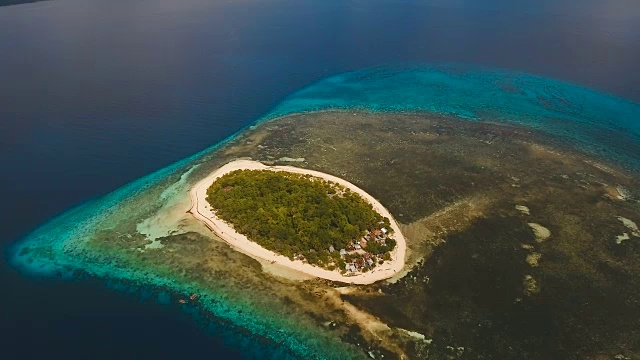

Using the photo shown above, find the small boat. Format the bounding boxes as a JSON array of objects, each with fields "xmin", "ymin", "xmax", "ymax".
[
  {"xmin": 178, "ymin": 299, "xmax": 186, "ymax": 304},
  {"xmin": 189, "ymin": 294, "xmax": 198, "ymax": 300}
]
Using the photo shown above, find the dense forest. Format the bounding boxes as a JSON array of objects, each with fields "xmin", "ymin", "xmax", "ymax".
[{"xmin": 206, "ymin": 170, "xmax": 395, "ymax": 268}]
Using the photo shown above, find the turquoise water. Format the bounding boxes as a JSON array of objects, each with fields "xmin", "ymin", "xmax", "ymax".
[
  {"xmin": 266, "ymin": 65, "xmax": 640, "ymax": 171},
  {"xmin": 10, "ymin": 65, "xmax": 640, "ymax": 359},
  {"xmin": 9, "ymin": 125, "xmax": 362, "ymax": 359}
]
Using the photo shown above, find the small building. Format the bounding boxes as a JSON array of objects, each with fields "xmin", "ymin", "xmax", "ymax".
[
  {"xmin": 339, "ymin": 249, "xmax": 347, "ymax": 256},
  {"xmin": 329, "ymin": 245, "xmax": 335, "ymax": 253},
  {"xmin": 354, "ymin": 243, "xmax": 362, "ymax": 250},
  {"xmin": 373, "ymin": 230, "xmax": 382, "ymax": 236},
  {"xmin": 359, "ymin": 239, "xmax": 368, "ymax": 248},
  {"xmin": 381, "ymin": 227, "xmax": 388, "ymax": 234}
]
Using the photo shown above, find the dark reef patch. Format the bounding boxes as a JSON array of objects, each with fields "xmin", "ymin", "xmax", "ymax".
[
  {"xmin": 350, "ymin": 213, "xmax": 640, "ymax": 359},
  {"xmin": 242, "ymin": 111, "xmax": 640, "ymax": 359}
]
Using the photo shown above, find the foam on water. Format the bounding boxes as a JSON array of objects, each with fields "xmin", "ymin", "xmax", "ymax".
[{"xmin": 8, "ymin": 65, "xmax": 640, "ymax": 359}]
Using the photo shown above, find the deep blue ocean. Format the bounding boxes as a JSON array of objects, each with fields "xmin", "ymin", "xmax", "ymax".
[{"xmin": 1, "ymin": 0, "xmax": 639, "ymax": 358}]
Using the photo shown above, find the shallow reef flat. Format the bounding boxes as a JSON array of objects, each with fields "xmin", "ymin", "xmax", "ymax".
[
  {"xmin": 13, "ymin": 111, "xmax": 640, "ymax": 359},
  {"xmin": 10, "ymin": 66, "xmax": 640, "ymax": 359}
]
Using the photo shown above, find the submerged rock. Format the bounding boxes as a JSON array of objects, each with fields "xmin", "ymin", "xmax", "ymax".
[
  {"xmin": 615, "ymin": 233, "xmax": 631, "ymax": 245},
  {"xmin": 526, "ymin": 252, "xmax": 542, "ymax": 267},
  {"xmin": 515, "ymin": 205, "xmax": 530, "ymax": 215},
  {"xmin": 616, "ymin": 186, "xmax": 632, "ymax": 201},
  {"xmin": 617, "ymin": 217, "xmax": 639, "ymax": 237},
  {"xmin": 521, "ymin": 243, "xmax": 535, "ymax": 250},
  {"xmin": 528, "ymin": 223, "xmax": 551, "ymax": 243},
  {"xmin": 523, "ymin": 275, "xmax": 540, "ymax": 296}
]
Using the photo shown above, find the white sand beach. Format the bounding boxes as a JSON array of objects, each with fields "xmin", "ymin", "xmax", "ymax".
[{"xmin": 189, "ymin": 159, "xmax": 406, "ymax": 284}]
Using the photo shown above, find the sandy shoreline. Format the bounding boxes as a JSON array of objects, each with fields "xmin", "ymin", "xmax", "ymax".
[{"xmin": 189, "ymin": 160, "xmax": 406, "ymax": 284}]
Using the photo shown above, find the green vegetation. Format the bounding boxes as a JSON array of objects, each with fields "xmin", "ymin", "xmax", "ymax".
[{"xmin": 206, "ymin": 169, "xmax": 394, "ymax": 267}]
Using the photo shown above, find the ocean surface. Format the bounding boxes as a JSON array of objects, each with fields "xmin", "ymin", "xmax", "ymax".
[{"xmin": 1, "ymin": 0, "xmax": 639, "ymax": 359}]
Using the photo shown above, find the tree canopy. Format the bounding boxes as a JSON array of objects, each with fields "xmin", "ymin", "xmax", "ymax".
[{"xmin": 206, "ymin": 169, "xmax": 394, "ymax": 266}]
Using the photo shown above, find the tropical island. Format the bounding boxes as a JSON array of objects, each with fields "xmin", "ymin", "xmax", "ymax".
[
  {"xmin": 189, "ymin": 159, "xmax": 406, "ymax": 284},
  {"xmin": 207, "ymin": 169, "xmax": 396, "ymax": 272},
  {"xmin": 12, "ymin": 66, "xmax": 640, "ymax": 359}
]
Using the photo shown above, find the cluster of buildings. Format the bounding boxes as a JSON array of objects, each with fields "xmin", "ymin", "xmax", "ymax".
[
  {"xmin": 329, "ymin": 227, "xmax": 391, "ymax": 274},
  {"xmin": 344, "ymin": 253, "xmax": 377, "ymax": 273},
  {"xmin": 289, "ymin": 227, "xmax": 393, "ymax": 275}
]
